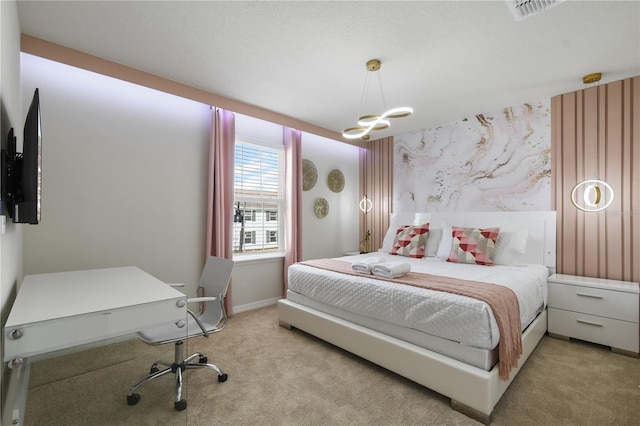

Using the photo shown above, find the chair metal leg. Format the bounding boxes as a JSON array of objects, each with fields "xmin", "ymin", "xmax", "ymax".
[
  {"xmin": 186, "ymin": 362, "xmax": 224, "ymax": 377},
  {"xmin": 183, "ymin": 352, "xmax": 202, "ymax": 364},
  {"xmin": 174, "ymin": 366, "xmax": 186, "ymax": 411},
  {"xmin": 126, "ymin": 340, "xmax": 227, "ymax": 410},
  {"xmin": 151, "ymin": 359, "xmax": 173, "ymax": 370},
  {"xmin": 128, "ymin": 367, "xmax": 173, "ymax": 396},
  {"xmin": 184, "ymin": 350, "xmax": 227, "ymax": 380}
]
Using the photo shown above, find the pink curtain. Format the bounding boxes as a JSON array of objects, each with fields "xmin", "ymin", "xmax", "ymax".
[
  {"xmin": 283, "ymin": 127, "xmax": 302, "ymax": 296},
  {"xmin": 206, "ymin": 107, "xmax": 236, "ymax": 315}
]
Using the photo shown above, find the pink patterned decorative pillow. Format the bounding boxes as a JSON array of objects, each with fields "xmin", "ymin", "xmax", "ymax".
[
  {"xmin": 390, "ymin": 223, "xmax": 430, "ymax": 258},
  {"xmin": 447, "ymin": 226, "xmax": 500, "ymax": 266}
]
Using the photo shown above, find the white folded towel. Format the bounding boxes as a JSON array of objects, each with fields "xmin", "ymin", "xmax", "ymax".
[
  {"xmin": 351, "ymin": 257, "xmax": 385, "ymax": 274},
  {"xmin": 372, "ymin": 262, "xmax": 411, "ymax": 279}
]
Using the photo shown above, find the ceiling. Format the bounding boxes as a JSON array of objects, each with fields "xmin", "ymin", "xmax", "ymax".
[{"xmin": 16, "ymin": 1, "xmax": 640, "ymax": 140}]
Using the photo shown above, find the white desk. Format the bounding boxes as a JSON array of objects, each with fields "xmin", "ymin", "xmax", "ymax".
[{"xmin": 3, "ymin": 266, "xmax": 187, "ymax": 364}]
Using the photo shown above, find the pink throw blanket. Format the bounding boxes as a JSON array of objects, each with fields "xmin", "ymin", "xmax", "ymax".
[{"xmin": 299, "ymin": 259, "xmax": 523, "ymax": 380}]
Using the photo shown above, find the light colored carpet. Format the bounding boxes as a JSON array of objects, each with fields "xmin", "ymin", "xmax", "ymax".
[{"xmin": 24, "ymin": 305, "xmax": 639, "ymax": 425}]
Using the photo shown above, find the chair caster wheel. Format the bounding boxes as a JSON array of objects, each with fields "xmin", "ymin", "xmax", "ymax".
[
  {"xmin": 127, "ymin": 393, "xmax": 141, "ymax": 406},
  {"xmin": 218, "ymin": 373, "xmax": 228, "ymax": 382},
  {"xmin": 175, "ymin": 399, "xmax": 187, "ymax": 411},
  {"xmin": 150, "ymin": 366, "xmax": 159, "ymax": 374},
  {"xmin": 199, "ymin": 355, "xmax": 208, "ymax": 364}
]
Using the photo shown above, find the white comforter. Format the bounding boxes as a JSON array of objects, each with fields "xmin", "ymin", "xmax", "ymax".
[{"xmin": 287, "ymin": 253, "xmax": 549, "ymax": 350}]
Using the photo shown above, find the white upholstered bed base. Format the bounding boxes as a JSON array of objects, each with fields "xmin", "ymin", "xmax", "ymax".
[
  {"xmin": 278, "ymin": 299, "xmax": 547, "ymax": 424},
  {"xmin": 286, "ymin": 290, "xmax": 503, "ymax": 370},
  {"xmin": 278, "ymin": 211, "xmax": 556, "ymax": 424}
]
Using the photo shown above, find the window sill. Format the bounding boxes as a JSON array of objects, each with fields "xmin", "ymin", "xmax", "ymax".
[{"xmin": 233, "ymin": 251, "xmax": 285, "ymax": 265}]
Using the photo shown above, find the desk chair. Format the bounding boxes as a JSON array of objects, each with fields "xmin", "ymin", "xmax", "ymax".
[{"xmin": 126, "ymin": 256, "xmax": 235, "ymax": 411}]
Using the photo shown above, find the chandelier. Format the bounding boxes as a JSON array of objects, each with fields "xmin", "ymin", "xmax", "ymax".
[{"xmin": 342, "ymin": 59, "xmax": 413, "ymax": 140}]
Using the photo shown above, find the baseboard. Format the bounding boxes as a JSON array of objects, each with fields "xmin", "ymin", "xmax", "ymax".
[{"xmin": 233, "ymin": 297, "xmax": 280, "ymax": 314}]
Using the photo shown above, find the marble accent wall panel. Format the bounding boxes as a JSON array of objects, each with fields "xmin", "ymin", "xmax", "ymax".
[{"xmin": 394, "ymin": 100, "xmax": 551, "ymax": 212}]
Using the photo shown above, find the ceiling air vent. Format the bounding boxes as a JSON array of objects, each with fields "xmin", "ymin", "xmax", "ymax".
[{"xmin": 506, "ymin": 0, "xmax": 564, "ymax": 21}]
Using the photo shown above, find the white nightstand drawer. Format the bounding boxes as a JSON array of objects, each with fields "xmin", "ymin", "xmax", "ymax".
[
  {"xmin": 548, "ymin": 282, "xmax": 639, "ymax": 323},
  {"xmin": 548, "ymin": 308, "xmax": 639, "ymax": 353}
]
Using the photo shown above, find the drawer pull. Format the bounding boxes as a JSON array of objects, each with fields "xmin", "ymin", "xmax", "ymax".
[
  {"xmin": 576, "ymin": 292, "xmax": 603, "ymax": 299},
  {"xmin": 576, "ymin": 319, "xmax": 603, "ymax": 327}
]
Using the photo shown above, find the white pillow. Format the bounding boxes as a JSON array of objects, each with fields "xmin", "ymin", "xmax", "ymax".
[
  {"xmin": 380, "ymin": 225, "xmax": 408, "ymax": 253},
  {"xmin": 436, "ymin": 225, "xmax": 453, "ymax": 259},
  {"xmin": 493, "ymin": 229, "xmax": 529, "ymax": 265},
  {"xmin": 425, "ymin": 228, "xmax": 442, "ymax": 257}
]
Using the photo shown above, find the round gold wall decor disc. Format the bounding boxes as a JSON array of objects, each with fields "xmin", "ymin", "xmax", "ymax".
[
  {"xmin": 314, "ymin": 198, "xmax": 329, "ymax": 218},
  {"xmin": 327, "ymin": 169, "xmax": 345, "ymax": 193},
  {"xmin": 302, "ymin": 159, "xmax": 318, "ymax": 191}
]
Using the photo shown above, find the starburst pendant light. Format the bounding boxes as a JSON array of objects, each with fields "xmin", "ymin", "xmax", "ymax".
[{"xmin": 342, "ymin": 59, "xmax": 413, "ymax": 140}]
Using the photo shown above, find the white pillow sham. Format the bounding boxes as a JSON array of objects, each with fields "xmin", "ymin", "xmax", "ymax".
[
  {"xmin": 425, "ymin": 227, "xmax": 442, "ymax": 257},
  {"xmin": 493, "ymin": 229, "xmax": 529, "ymax": 265},
  {"xmin": 436, "ymin": 225, "xmax": 453, "ymax": 259},
  {"xmin": 381, "ymin": 225, "xmax": 406, "ymax": 253}
]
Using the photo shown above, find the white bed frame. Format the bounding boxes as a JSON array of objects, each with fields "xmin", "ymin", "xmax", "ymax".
[{"xmin": 278, "ymin": 211, "xmax": 556, "ymax": 424}]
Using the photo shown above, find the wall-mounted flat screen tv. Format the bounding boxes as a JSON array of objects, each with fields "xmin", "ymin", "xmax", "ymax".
[{"xmin": 1, "ymin": 88, "xmax": 42, "ymax": 224}]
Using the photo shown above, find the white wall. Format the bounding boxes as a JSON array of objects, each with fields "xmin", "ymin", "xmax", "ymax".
[
  {"xmin": 21, "ymin": 54, "xmax": 211, "ymax": 294},
  {"xmin": 1, "ymin": 0, "xmax": 24, "ymax": 423},
  {"xmin": 301, "ymin": 133, "xmax": 360, "ymax": 260},
  {"xmin": 232, "ymin": 256, "xmax": 284, "ymax": 311},
  {"xmin": 18, "ymin": 54, "xmax": 361, "ymax": 316}
]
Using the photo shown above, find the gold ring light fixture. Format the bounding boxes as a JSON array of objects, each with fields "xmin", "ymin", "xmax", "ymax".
[
  {"xmin": 571, "ymin": 179, "xmax": 614, "ymax": 212},
  {"xmin": 359, "ymin": 195, "xmax": 373, "ymax": 214},
  {"xmin": 342, "ymin": 59, "xmax": 413, "ymax": 140},
  {"xmin": 570, "ymin": 72, "xmax": 615, "ymax": 212}
]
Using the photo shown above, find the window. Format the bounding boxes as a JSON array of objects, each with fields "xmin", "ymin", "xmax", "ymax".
[
  {"xmin": 233, "ymin": 140, "xmax": 284, "ymax": 255},
  {"xmin": 243, "ymin": 209, "xmax": 257, "ymax": 222},
  {"xmin": 266, "ymin": 230, "xmax": 278, "ymax": 243},
  {"xmin": 265, "ymin": 210, "xmax": 277, "ymax": 222},
  {"xmin": 244, "ymin": 231, "xmax": 256, "ymax": 245}
]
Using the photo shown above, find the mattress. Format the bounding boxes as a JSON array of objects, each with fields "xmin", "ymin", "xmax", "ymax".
[{"xmin": 287, "ymin": 253, "xmax": 549, "ymax": 351}]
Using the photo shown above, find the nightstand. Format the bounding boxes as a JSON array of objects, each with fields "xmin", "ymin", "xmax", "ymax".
[{"xmin": 547, "ymin": 273, "xmax": 639, "ymax": 356}]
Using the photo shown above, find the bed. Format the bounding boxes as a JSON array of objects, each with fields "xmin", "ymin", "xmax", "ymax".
[{"xmin": 278, "ymin": 211, "xmax": 556, "ymax": 424}]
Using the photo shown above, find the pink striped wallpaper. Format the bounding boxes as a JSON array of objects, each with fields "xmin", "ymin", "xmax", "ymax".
[
  {"xmin": 552, "ymin": 76, "xmax": 639, "ymax": 282},
  {"xmin": 359, "ymin": 137, "xmax": 393, "ymax": 253}
]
